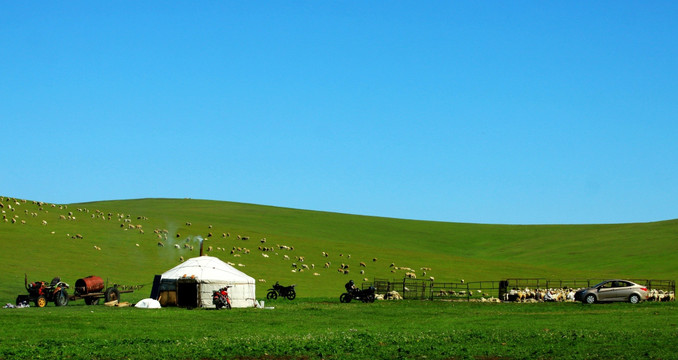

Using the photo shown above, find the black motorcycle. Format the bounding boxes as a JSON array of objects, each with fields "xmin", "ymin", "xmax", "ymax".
[
  {"xmin": 266, "ymin": 282, "xmax": 296, "ymax": 300},
  {"xmin": 212, "ymin": 286, "xmax": 232, "ymax": 310},
  {"xmin": 340, "ymin": 286, "xmax": 376, "ymax": 303}
]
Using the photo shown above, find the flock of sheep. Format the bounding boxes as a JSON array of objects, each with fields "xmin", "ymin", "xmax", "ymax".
[
  {"xmin": 1, "ymin": 197, "xmax": 434, "ymax": 285},
  {"xmin": 430, "ymin": 286, "xmax": 676, "ymax": 303}
]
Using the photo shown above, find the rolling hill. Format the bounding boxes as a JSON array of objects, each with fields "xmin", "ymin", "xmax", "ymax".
[{"xmin": 1, "ymin": 196, "xmax": 676, "ymax": 302}]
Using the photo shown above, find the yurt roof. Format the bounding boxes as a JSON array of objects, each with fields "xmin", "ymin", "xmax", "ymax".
[{"xmin": 160, "ymin": 256, "xmax": 254, "ymax": 283}]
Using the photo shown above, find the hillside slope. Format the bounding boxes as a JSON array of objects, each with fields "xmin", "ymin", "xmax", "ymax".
[{"xmin": 1, "ymin": 196, "xmax": 676, "ymax": 301}]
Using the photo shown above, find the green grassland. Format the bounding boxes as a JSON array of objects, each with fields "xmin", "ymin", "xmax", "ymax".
[
  {"xmin": 2, "ymin": 196, "xmax": 678, "ymax": 359},
  {"xmin": 1, "ymin": 196, "xmax": 677, "ymax": 302},
  {"xmin": 1, "ymin": 300, "xmax": 676, "ymax": 359}
]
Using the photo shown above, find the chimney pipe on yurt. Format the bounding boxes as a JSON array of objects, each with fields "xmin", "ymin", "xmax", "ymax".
[{"xmin": 199, "ymin": 236, "xmax": 204, "ymax": 256}]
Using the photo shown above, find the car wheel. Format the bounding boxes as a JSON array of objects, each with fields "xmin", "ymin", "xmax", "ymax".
[
  {"xmin": 584, "ymin": 294, "xmax": 596, "ymax": 304},
  {"xmin": 629, "ymin": 294, "xmax": 640, "ymax": 304}
]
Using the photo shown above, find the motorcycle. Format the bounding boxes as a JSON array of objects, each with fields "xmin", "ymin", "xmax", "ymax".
[
  {"xmin": 340, "ymin": 286, "xmax": 376, "ymax": 303},
  {"xmin": 212, "ymin": 286, "xmax": 232, "ymax": 310},
  {"xmin": 16, "ymin": 275, "xmax": 70, "ymax": 308},
  {"xmin": 266, "ymin": 282, "xmax": 296, "ymax": 300}
]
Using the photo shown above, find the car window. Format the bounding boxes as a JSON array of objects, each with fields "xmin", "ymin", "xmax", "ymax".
[
  {"xmin": 600, "ymin": 282, "xmax": 613, "ymax": 289},
  {"xmin": 593, "ymin": 281, "xmax": 608, "ymax": 288}
]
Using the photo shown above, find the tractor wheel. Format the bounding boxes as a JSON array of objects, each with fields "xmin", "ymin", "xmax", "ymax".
[
  {"xmin": 36, "ymin": 295, "xmax": 47, "ymax": 308},
  {"xmin": 85, "ymin": 297, "xmax": 100, "ymax": 306},
  {"xmin": 105, "ymin": 287, "xmax": 120, "ymax": 302},
  {"xmin": 286, "ymin": 290, "xmax": 296, "ymax": 300},
  {"xmin": 55, "ymin": 289, "xmax": 69, "ymax": 306},
  {"xmin": 340, "ymin": 293, "xmax": 352, "ymax": 303},
  {"xmin": 266, "ymin": 291, "xmax": 278, "ymax": 300}
]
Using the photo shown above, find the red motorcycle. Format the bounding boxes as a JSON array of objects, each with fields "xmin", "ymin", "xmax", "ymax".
[{"xmin": 212, "ymin": 286, "xmax": 232, "ymax": 310}]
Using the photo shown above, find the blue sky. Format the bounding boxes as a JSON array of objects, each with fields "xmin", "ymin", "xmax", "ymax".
[{"xmin": 2, "ymin": 2, "xmax": 677, "ymax": 224}]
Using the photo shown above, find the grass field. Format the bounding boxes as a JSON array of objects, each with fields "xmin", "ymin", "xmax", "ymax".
[
  {"xmin": 1, "ymin": 299, "xmax": 676, "ymax": 359},
  {"xmin": 1, "ymin": 196, "xmax": 677, "ymax": 359},
  {"xmin": 1, "ymin": 196, "xmax": 677, "ymax": 303}
]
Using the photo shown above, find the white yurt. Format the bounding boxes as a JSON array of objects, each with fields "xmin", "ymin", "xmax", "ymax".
[{"xmin": 157, "ymin": 256, "xmax": 256, "ymax": 308}]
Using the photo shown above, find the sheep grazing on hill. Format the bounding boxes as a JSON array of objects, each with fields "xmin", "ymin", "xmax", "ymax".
[
  {"xmin": 322, "ymin": 251, "xmax": 329, "ymax": 257},
  {"xmin": 41, "ymin": 220, "xmax": 47, "ymax": 225},
  {"xmin": 179, "ymin": 256, "xmax": 184, "ymax": 262},
  {"xmin": 372, "ymin": 258, "xmax": 377, "ymax": 262},
  {"xmin": 207, "ymin": 246, "xmax": 213, "ymax": 252},
  {"xmin": 185, "ymin": 222, "xmax": 192, "ymax": 226},
  {"xmin": 324, "ymin": 262, "xmax": 330, "ymax": 268},
  {"xmin": 174, "ymin": 244, "xmax": 180, "ymax": 249},
  {"xmin": 260, "ymin": 238, "xmax": 266, "ymax": 243},
  {"xmin": 359, "ymin": 262, "xmax": 366, "ymax": 267}
]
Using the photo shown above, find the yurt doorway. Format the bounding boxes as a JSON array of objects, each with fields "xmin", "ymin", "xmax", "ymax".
[{"xmin": 177, "ymin": 279, "xmax": 199, "ymax": 308}]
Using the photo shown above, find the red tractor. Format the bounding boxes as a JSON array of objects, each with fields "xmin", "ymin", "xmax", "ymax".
[{"xmin": 16, "ymin": 275, "xmax": 70, "ymax": 308}]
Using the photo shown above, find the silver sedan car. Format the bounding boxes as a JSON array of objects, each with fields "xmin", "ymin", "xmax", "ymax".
[{"xmin": 574, "ymin": 280, "xmax": 648, "ymax": 304}]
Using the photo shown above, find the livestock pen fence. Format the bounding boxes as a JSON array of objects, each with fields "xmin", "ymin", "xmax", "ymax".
[{"xmin": 364, "ymin": 278, "xmax": 675, "ymax": 302}]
